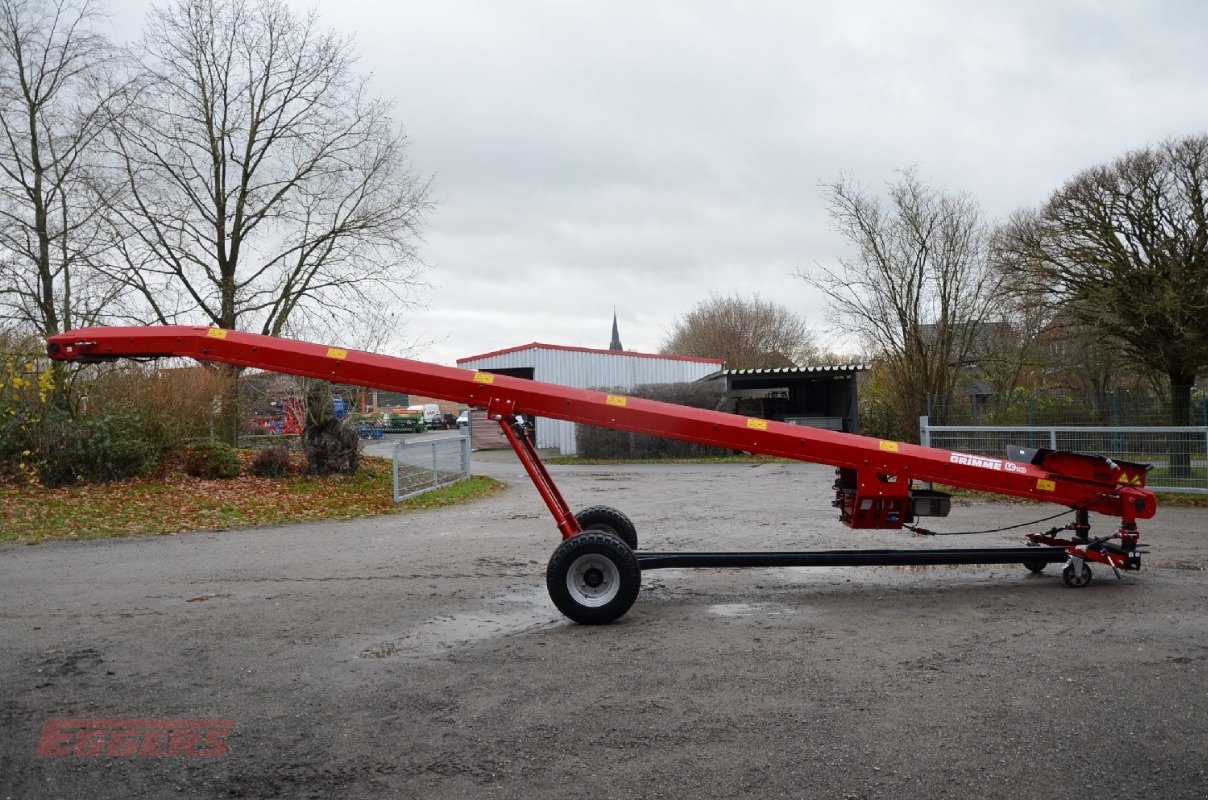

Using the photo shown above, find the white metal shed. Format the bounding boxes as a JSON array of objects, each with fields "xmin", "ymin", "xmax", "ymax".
[{"xmin": 457, "ymin": 343, "xmax": 723, "ymax": 455}]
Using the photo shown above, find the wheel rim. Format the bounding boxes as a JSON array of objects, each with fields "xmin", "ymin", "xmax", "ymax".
[{"xmin": 566, "ymin": 553, "xmax": 621, "ymax": 607}]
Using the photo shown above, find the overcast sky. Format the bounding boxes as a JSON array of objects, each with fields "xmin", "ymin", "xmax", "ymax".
[{"xmin": 103, "ymin": 0, "xmax": 1208, "ymax": 364}]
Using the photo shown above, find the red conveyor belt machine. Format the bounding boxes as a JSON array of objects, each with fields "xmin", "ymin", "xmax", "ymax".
[{"xmin": 47, "ymin": 326, "xmax": 1157, "ymax": 624}]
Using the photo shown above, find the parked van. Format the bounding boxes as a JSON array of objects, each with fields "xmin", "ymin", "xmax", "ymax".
[{"xmin": 408, "ymin": 404, "xmax": 442, "ymax": 427}]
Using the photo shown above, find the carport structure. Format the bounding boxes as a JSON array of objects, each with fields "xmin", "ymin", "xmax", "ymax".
[{"xmin": 719, "ymin": 365, "xmax": 867, "ymax": 433}]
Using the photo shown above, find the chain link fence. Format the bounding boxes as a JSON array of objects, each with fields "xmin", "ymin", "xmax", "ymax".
[
  {"xmin": 392, "ymin": 434, "xmax": 470, "ymax": 501},
  {"xmin": 920, "ymin": 418, "xmax": 1208, "ymax": 493}
]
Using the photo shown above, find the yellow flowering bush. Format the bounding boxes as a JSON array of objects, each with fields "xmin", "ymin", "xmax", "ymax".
[{"xmin": 0, "ymin": 354, "xmax": 49, "ymax": 479}]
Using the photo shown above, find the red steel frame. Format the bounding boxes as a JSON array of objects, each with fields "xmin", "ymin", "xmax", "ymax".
[{"xmin": 46, "ymin": 326, "xmax": 1156, "ymax": 572}]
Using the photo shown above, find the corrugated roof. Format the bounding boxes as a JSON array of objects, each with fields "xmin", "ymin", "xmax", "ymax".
[
  {"xmin": 724, "ymin": 365, "xmax": 868, "ymax": 376},
  {"xmin": 457, "ymin": 342, "xmax": 723, "ymax": 366}
]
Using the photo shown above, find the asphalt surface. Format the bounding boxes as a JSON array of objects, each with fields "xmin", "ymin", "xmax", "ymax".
[{"xmin": 2, "ymin": 452, "xmax": 1207, "ymax": 799}]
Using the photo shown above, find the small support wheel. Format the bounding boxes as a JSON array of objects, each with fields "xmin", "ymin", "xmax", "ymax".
[
  {"xmin": 546, "ymin": 532, "xmax": 641, "ymax": 624},
  {"xmin": 1062, "ymin": 561, "xmax": 1093, "ymax": 588},
  {"xmin": 575, "ymin": 505, "xmax": 638, "ymax": 550},
  {"xmin": 1023, "ymin": 559, "xmax": 1047, "ymax": 574}
]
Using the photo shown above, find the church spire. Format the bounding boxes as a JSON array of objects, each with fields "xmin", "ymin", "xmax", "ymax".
[{"xmin": 609, "ymin": 310, "xmax": 623, "ymax": 351}]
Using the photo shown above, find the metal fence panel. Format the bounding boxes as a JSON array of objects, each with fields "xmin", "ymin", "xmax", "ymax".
[
  {"xmin": 392, "ymin": 435, "xmax": 471, "ymax": 502},
  {"xmin": 926, "ymin": 392, "xmax": 1208, "ymax": 427},
  {"xmin": 919, "ymin": 418, "xmax": 1208, "ymax": 494}
]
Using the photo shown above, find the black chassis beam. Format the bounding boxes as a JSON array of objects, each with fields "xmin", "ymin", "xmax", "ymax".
[{"xmin": 634, "ymin": 546, "xmax": 1071, "ymax": 571}]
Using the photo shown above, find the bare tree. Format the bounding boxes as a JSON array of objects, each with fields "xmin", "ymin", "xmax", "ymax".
[
  {"xmin": 660, "ymin": 293, "xmax": 816, "ymax": 369},
  {"xmin": 996, "ymin": 135, "xmax": 1208, "ymax": 418},
  {"xmin": 1036, "ymin": 318, "xmax": 1160, "ymax": 400},
  {"xmin": 966, "ymin": 275, "xmax": 1051, "ymax": 401},
  {"xmin": 995, "ymin": 134, "xmax": 1208, "ymax": 474},
  {"xmin": 801, "ymin": 170, "xmax": 1005, "ymax": 437},
  {"xmin": 102, "ymin": 0, "xmax": 432, "ymax": 336},
  {"xmin": 0, "ymin": 0, "xmax": 126, "ymax": 338}
]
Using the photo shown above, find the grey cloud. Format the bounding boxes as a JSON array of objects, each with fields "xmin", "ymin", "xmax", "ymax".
[{"xmin": 101, "ymin": 0, "xmax": 1208, "ymax": 364}]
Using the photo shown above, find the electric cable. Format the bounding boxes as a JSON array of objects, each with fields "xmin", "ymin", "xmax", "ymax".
[{"xmin": 905, "ymin": 507, "xmax": 1077, "ymax": 537}]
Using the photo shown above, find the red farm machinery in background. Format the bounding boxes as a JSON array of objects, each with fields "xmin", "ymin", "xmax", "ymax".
[{"xmin": 48, "ymin": 326, "xmax": 1157, "ymax": 624}]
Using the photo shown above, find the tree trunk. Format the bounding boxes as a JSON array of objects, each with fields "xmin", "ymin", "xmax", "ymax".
[
  {"xmin": 302, "ymin": 381, "xmax": 358, "ymax": 476},
  {"xmin": 1167, "ymin": 370, "xmax": 1194, "ymax": 479},
  {"xmin": 215, "ymin": 363, "xmax": 241, "ymax": 447}
]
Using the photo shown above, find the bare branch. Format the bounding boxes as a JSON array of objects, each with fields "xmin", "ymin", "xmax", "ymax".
[
  {"xmin": 103, "ymin": 0, "xmax": 431, "ymax": 341},
  {"xmin": 660, "ymin": 293, "xmax": 817, "ymax": 370},
  {"xmin": 994, "ymin": 133, "xmax": 1208, "ymax": 428},
  {"xmin": 0, "ymin": 0, "xmax": 127, "ymax": 337},
  {"xmin": 1002, "ymin": 133, "xmax": 1208, "ymax": 465},
  {"xmin": 800, "ymin": 169, "xmax": 1007, "ymax": 437}
]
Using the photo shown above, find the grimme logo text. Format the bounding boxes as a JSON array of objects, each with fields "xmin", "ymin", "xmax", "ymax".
[{"xmin": 949, "ymin": 453, "xmax": 1002, "ymax": 471}]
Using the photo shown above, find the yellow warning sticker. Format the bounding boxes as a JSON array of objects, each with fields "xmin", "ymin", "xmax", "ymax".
[
  {"xmin": 747, "ymin": 418, "xmax": 768, "ymax": 431},
  {"xmin": 1036, "ymin": 479, "xmax": 1056, "ymax": 492},
  {"xmin": 879, "ymin": 440, "xmax": 899, "ymax": 452},
  {"xmin": 326, "ymin": 347, "xmax": 348, "ymax": 360},
  {"xmin": 473, "ymin": 372, "xmax": 495, "ymax": 384},
  {"xmin": 206, "ymin": 328, "xmax": 228, "ymax": 339},
  {"xmin": 606, "ymin": 394, "xmax": 628, "ymax": 407}
]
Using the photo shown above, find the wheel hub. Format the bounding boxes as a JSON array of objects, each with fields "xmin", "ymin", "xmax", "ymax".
[
  {"xmin": 565, "ymin": 553, "xmax": 621, "ymax": 607},
  {"xmin": 583, "ymin": 567, "xmax": 605, "ymax": 588}
]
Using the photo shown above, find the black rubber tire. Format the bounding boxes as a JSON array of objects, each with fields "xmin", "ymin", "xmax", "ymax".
[
  {"xmin": 1023, "ymin": 559, "xmax": 1048, "ymax": 574},
  {"xmin": 575, "ymin": 505, "xmax": 638, "ymax": 550},
  {"xmin": 546, "ymin": 532, "xmax": 641, "ymax": 625},
  {"xmin": 1062, "ymin": 561, "xmax": 1093, "ymax": 588}
]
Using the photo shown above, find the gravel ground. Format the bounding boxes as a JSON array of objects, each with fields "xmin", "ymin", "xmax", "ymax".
[{"xmin": 2, "ymin": 455, "xmax": 1207, "ymax": 799}]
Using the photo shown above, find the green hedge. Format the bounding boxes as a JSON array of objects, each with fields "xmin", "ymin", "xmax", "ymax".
[
  {"xmin": 182, "ymin": 440, "xmax": 241, "ymax": 480},
  {"xmin": 39, "ymin": 411, "xmax": 160, "ymax": 487},
  {"xmin": 575, "ymin": 382, "xmax": 732, "ymax": 459}
]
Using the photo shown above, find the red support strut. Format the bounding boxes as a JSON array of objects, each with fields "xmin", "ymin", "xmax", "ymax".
[{"xmin": 497, "ymin": 415, "xmax": 581, "ymax": 539}]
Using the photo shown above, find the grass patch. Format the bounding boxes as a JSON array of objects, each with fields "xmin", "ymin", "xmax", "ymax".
[
  {"xmin": 0, "ymin": 454, "xmax": 506, "ymax": 544},
  {"xmin": 1153, "ymin": 492, "xmax": 1208, "ymax": 508},
  {"xmin": 397, "ymin": 476, "xmax": 507, "ymax": 511},
  {"xmin": 1147, "ymin": 466, "xmax": 1208, "ymax": 481}
]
